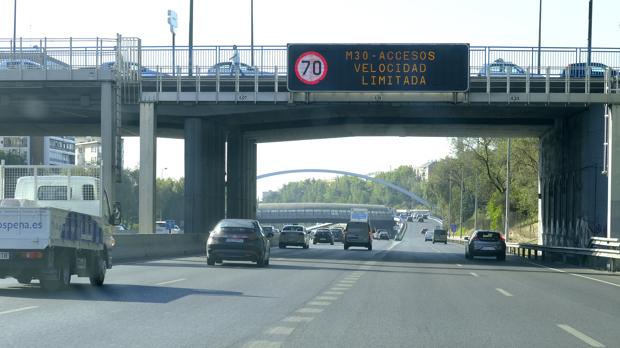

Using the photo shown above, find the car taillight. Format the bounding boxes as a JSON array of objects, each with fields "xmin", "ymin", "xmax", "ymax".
[
  {"xmin": 21, "ymin": 251, "xmax": 43, "ymax": 259},
  {"xmin": 499, "ymin": 235, "xmax": 505, "ymax": 241},
  {"xmin": 471, "ymin": 236, "xmax": 479, "ymax": 241}
]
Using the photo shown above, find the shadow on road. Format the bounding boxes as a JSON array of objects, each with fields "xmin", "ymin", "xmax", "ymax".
[{"xmin": 0, "ymin": 282, "xmax": 271, "ymax": 303}]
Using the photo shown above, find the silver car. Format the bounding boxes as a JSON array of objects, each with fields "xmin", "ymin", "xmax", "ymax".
[
  {"xmin": 279, "ymin": 225, "xmax": 311, "ymax": 249},
  {"xmin": 465, "ymin": 230, "xmax": 506, "ymax": 261}
]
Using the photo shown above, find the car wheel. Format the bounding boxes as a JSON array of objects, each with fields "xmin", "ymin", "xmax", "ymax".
[
  {"xmin": 445, "ymin": 241, "xmax": 448, "ymax": 244},
  {"xmin": 330, "ymin": 242, "xmax": 334, "ymax": 245},
  {"xmin": 313, "ymin": 241, "xmax": 317, "ymax": 245},
  {"xmin": 497, "ymin": 253, "xmax": 506, "ymax": 261},
  {"xmin": 207, "ymin": 255, "xmax": 216, "ymax": 265},
  {"xmin": 17, "ymin": 276, "xmax": 32, "ymax": 285},
  {"xmin": 344, "ymin": 243, "xmax": 349, "ymax": 250},
  {"xmin": 279, "ymin": 243, "xmax": 285, "ymax": 249}
]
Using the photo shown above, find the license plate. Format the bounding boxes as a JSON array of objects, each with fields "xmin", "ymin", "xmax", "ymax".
[
  {"xmin": 226, "ymin": 238, "xmax": 244, "ymax": 243},
  {"xmin": 0, "ymin": 252, "xmax": 9, "ymax": 260},
  {"xmin": 481, "ymin": 247, "xmax": 496, "ymax": 251}
]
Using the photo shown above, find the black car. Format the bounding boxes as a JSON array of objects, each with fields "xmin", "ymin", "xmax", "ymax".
[
  {"xmin": 329, "ymin": 228, "xmax": 344, "ymax": 242},
  {"xmin": 465, "ymin": 230, "xmax": 506, "ymax": 261},
  {"xmin": 206, "ymin": 219, "xmax": 272, "ymax": 267},
  {"xmin": 313, "ymin": 229, "xmax": 334, "ymax": 245},
  {"xmin": 560, "ymin": 62, "xmax": 618, "ymax": 78}
]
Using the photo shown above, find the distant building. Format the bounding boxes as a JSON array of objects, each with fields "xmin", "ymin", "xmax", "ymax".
[
  {"xmin": 75, "ymin": 136, "xmax": 123, "ymax": 167},
  {"xmin": 413, "ymin": 161, "xmax": 436, "ymax": 181},
  {"xmin": 0, "ymin": 136, "xmax": 30, "ymax": 163},
  {"xmin": 0, "ymin": 136, "xmax": 75, "ymax": 165}
]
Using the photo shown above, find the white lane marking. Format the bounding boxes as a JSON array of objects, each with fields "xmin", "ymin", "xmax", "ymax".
[
  {"xmin": 0, "ymin": 306, "xmax": 38, "ymax": 316},
  {"xmin": 470, "ymin": 272, "xmax": 479, "ymax": 277},
  {"xmin": 266, "ymin": 327, "xmax": 294, "ymax": 336},
  {"xmin": 316, "ymin": 296, "xmax": 338, "ymax": 301},
  {"xmin": 557, "ymin": 324, "xmax": 605, "ymax": 347},
  {"xmin": 155, "ymin": 278, "xmax": 186, "ymax": 286},
  {"xmin": 339, "ymin": 280, "xmax": 357, "ymax": 283},
  {"xmin": 387, "ymin": 241, "xmax": 401, "ymax": 251},
  {"xmin": 495, "ymin": 288, "xmax": 513, "ymax": 297},
  {"xmin": 307, "ymin": 301, "xmax": 331, "ymax": 306},
  {"xmin": 297, "ymin": 307, "xmax": 323, "ymax": 314},
  {"xmin": 456, "ymin": 264, "xmax": 463, "ymax": 267},
  {"xmin": 283, "ymin": 316, "xmax": 313, "ymax": 323},
  {"xmin": 324, "ymin": 291, "xmax": 344, "ymax": 295},
  {"xmin": 525, "ymin": 260, "xmax": 620, "ymax": 289},
  {"xmin": 243, "ymin": 340, "xmax": 282, "ymax": 348}
]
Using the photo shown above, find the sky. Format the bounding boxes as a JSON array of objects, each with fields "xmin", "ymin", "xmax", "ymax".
[{"xmin": 2, "ymin": 0, "xmax": 619, "ymax": 197}]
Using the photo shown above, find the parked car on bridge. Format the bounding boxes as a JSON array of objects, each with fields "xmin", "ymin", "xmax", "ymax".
[
  {"xmin": 465, "ymin": 230, "xmax": 506, "ymax": 261},
  {"xmin": 100, "ymin": 61, "xmax": 167, "ymax": 77},
  {"xmin": 0, "ymin": 59, "xmax": 42, "ymax": 70},
  {"xmin": 478, "ymin": 58, "xmax": 525, "ymax": 77},
  {"xmin": 560, "ymin": 62, "xmax": 618, "ymax": 78},
  {"xmin": 206, "ymin": 62, "xmax": 272, "ymax": 77},
  {"xmin": 206, "ymin": 218, "xmax": 272, "ymax": 266},
  {"xmin": 279, "ymin": 224, "xmax": 311, "ymax": 249},
  {"xmin": 313, "ymin": 228, "xmax": 334, "ymax": 245}
]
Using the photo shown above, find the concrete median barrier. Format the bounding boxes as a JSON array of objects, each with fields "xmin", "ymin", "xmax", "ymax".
[{"xmin": 110, "ymin": 233, "xmax": 208, "ymax": 263}]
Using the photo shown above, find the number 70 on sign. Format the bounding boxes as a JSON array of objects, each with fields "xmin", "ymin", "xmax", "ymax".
[{"xmin": 294, "ymin": 51, "xmax": 328, "ymax": 85}]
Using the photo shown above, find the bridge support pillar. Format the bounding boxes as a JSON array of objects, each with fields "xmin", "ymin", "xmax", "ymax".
[
  {"xmin": 184, "ymin": 119, "xmax": 226, "ymax": 234},
  {"xmin": 226, "ymin": 130, "xmax": 257, "ymax": 219},
  {"xmin": 139, "ymin": 102, "xmax": 156, "ymax": 234},
  {"xmin": 100, "ymin": 81, "xmax": 116, "ymax": 216},
  {"xmin": 608, "ymin": 104, "xmax": 620, "ymax": 239}
]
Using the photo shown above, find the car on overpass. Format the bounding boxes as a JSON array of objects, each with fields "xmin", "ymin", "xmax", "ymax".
[
  {"xmin": 279, "ymin": 225, "xmax": 311, "ymax": 249},
  {"xmin": 206, "ymin": 62, "xmax": 272, "ymax": 77},
  {"xmin": 100, "ymin": 61, "xmax": 167, "ymax": 78},
  {"xmin": 560, "ymin": 62, "xmax": 619, "ymax": 78},
  {"xmin": 206, "ymin": 219, "xmax": 272, "ymax": 267},
  {"xmin": 313, "ymin": 228, "xmax": 334, "ymax": 245},
  {"xmin": 0, "ymin": 59, "xmax": 42, "ymax": 70},
  {"xmin": 478, "ymin": 58, "xmax": 525, "ymax": 77},
  {"xmin": 465, "ymin": 230, "xmax": 506, "ymax": 261}
]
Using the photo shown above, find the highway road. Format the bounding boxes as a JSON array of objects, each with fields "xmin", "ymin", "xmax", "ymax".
[{"xmin": 2, "ymin": 220, "xmax": 620, "ymax": 348}]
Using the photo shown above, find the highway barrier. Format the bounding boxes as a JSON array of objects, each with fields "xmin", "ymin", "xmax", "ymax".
[{"xmin": 110, "ymin": 232, "xmax": 281, "ymax": 263}]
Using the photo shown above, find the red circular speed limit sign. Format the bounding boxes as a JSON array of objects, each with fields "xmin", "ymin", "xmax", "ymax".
[{"xmin": 294, "ymin": 51, "xmax": 328, "ymax": 85}]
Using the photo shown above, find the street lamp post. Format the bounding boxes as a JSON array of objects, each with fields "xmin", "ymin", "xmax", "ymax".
[
  {"xmin": 12, "ymin": 0, "xmax": 17, "ymax": 53},
  {"xmin": 505, "ymin": 139, "xmax": 512, "ymax": 241},
  {"xmin": 188, "ymin": 0, "xmax": 194, "ymax": 76},
  {"xmin": 251, "ymin": 0, "xmax": 254, "ymax": 67},
  {"xmin": 587, "ymin": 0, "xmax": 593, "ymax": 68},
  {"xmin": 167, "ymin": 10, "xmax": 178, "ymax": 76},
  {"xmin": 537, "ymin": 0, "xmax": 542, "ymax": 74}
]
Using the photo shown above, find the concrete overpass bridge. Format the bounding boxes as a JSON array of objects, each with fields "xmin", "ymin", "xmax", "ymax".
[{"xmin": 0, "ymin": 37, "xmax": 619, "ymax": 248}]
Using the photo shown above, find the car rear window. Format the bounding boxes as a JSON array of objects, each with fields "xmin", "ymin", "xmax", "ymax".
[
  {"xmin": 477, "ymin": 231, "xmax": 500, "ymax": 241},
  {"xmin": 283, "ymin": 226, "xmax": 304, "ymax": 232},
  {"xmin": 346, "ymin": 222, "xmax": 370, "ymax": 233},
  {"xmin": 213, "ymin": 227, "xmax": 257, "ymax": 236}
]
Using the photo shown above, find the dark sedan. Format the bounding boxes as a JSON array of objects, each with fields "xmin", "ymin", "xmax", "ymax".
[
  {"xmin": 206, "ymin": 219, "xmax": 272, "ymax": 267},
  {"xmin": 465, "ymin": 230, "xmax": 506, "ymax": 261},
  {"xmin": 329, "ymin": 228, "xmax": 344, "ymax": 242},
  {"xmin": 313, "ymin": 229, "xmax": 334, "ymax": 245},
  {"xmin": 560, "ymin": 62, "xmax": 618, "ymax": 78}
]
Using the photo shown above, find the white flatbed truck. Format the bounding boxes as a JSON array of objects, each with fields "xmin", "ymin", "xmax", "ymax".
[{"xmin": 0, "ymin": 168, "xmax": 120, "ymax": 290}]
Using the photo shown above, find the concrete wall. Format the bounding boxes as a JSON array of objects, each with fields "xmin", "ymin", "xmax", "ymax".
[
  {"xmin": 110, "ymin": 233, "xmax": 208, "ymax": 262},
  {"xmin": 540, "ymin": 105, "xmax": 608, "ymax": 247}
]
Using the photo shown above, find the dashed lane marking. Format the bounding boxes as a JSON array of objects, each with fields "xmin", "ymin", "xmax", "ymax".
[
  {"xmin": 456, "ymin": 264, "xmax": 463, "ymax": 267},
  {"xmin": 470, "ymin": 272, "xmax": 479, "ymax": 277},
  {"xmin": 243, "ymin": 340, "xmax": 282, "ymax": 348},
  {"xmin": 525, "ymin": 260, "xmax": 620, "ymax": 289},
  {"xmin": 297, "ymin": 307, "xmax": 323, "ymax": 314},
  {"xmin": 316, "ymin": 296, "xmax": 338, "ymax": 301},
  {"xmin": 283, "ymin": 316, "xmax": 313, "ymax": 323},
  {"xmin": 495, "ymin": 288, "xmax": 513, "ymax": 297},
  {"xmin": 557, "ymin": 324, "xmax": 605, "ymax": 347},
  {"xmin": 324, "ymin": 291, "xmax": 344, "ymax": 295},
  {"xmin": 155, "ymin": 278, "xmax": 186, "ymax": 286},
  {"xmin": 0, "ymin": 306, "xmax": 38, "ymax": 316},
  {"xmin": 265, "ymin": 327, "xmax": 295, "ymax": 336},
  {"xmin": 307, "ymin": 301, "xmax": 331, "ymax": 306}
]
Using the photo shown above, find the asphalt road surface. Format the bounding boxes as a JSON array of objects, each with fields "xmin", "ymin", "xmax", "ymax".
[{"xmin": 2, "ymin": 221, "xmax": 619, "ymax": 348}]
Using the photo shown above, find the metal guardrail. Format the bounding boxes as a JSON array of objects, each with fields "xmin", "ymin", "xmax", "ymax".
[{"xmin": 447, "ymin": 236, "xmax": 619, "ymax": 271}]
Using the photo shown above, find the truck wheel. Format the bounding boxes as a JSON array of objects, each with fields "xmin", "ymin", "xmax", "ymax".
[
  {"xmin": 41, "ymin": 255, "xmax": 71, "ymax": 291},
  {"xmin": 89, "ymin": 254, "xmax": 106, "ymax": 286}
]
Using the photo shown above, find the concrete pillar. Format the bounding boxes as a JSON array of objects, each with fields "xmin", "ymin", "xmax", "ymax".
[
  {"xmin": 100, "ymin": 81, "xmax": 116, "ymax": 217},
  {"xmin": 226, "ymin": 131, "xmax": 257, "ymax": 219},
  {"xmin": 139, "ymin": 103, "xmax": 156, "ymax": 234},
  {"xmin": 608, "ymin": 104, "xmax": 620, "ymax": 239},
  {"xmin": 184, "ymin": 119, "xmax": 226, "ymax": 233},
  {"xmin": 204, "ymin": 123, "xmax": 226, "ymax": 231},
  {"xmin": 226, "ymin": 130, "xmax": 244, "ymax": 218}
]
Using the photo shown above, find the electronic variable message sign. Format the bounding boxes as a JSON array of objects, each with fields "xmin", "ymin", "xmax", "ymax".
[{"xmin": 287, "ymin": 44, "xmax": 469, "ymax": 92}]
